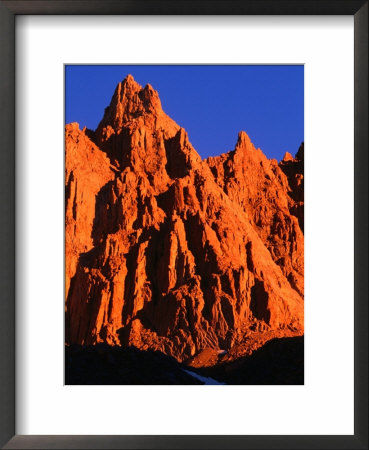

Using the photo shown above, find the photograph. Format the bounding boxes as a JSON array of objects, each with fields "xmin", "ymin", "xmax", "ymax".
[
  {"xmin": 65, "ymin": 65, "xmax": 304, "ymax": 385},
  {"xmin": 1, "ymin": 1, "xmax": 366, "ymax": 446}
]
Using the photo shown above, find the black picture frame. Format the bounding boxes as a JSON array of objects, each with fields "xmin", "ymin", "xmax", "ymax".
[{"xmin": 0, "ymin": 1, "xmax": 367, "ymax": 449}]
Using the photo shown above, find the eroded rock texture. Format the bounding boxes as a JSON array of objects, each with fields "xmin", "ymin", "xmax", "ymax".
[{"xmin": 65, "ymin": 75, "xmax": 304, "ymax": 362}]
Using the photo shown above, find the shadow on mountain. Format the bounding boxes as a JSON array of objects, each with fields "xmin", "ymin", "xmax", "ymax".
[
  {"xmin": 65, "ymin": 344, "xmax": 202, "ymax": 385},
  {"xmin": 192, "ymin": 336, "xmax": 304, "ymax": 385},
  {"xmin": 65, "ymin": 336, "xmax": 303, "ymax": 385}
]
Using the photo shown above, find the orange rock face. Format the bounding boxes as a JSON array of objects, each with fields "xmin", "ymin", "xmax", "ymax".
[
  {"xmin": 65, "ymin": 75, "xmax": 304, "ymax": 362},
  {"xmin": 207, "ymin": 133, "xmax": 304, "ymax": 297},
  {"xmin": 279, "ymin": 143, "xmax": 304, "ymax": 231},
  {"xmin": 65, "ymin": 123, "xmax": 115, "ymax": 302}
]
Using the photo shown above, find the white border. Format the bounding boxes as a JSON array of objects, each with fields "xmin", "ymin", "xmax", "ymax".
[{"xmin": 16, "ymin": 16, "xmax": 354, "ymax": 435}]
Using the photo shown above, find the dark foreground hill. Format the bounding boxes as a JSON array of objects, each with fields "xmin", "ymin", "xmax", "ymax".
[{"xmin": 66, "ymin": 336, "xmax": 303, "ymax": 385}]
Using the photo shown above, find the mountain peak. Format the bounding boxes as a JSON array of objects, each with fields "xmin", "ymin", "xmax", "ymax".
[
  {"xmin": 119, "ymin": 74, "xmax": 142, "ymax": 95},
  {"xmin": 282, "ymin": 151, "xmax": 294, "ymax": 162},
  {"xmin": 122, "ymin": 73, "xmax": 136, "ymax": 85},
  {"xmin": 236, "ymin": 130, "xmax": 254, "ymax": 151},
  {"xmin": 139, "ymin": 83, "xmax": 162, "ymax": 111},
  {"xmin": 117, "ymin": 74, "xmax": 141, "ymax": 98},
  {"xmin": 96, "ymin": 76, "xmax": 164, "ymax": 139}
]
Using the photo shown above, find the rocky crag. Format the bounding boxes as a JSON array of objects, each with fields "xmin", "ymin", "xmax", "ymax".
[{"xmin": 65, "ymin": 75, "xmax": 304, "ymax": 363}]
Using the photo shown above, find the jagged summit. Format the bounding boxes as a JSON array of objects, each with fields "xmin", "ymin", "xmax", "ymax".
[
  {"xmin": 93, "ymin": 76, "xmax": 180, "ymax": 171},
  {"xmin": 119, "ymin": 73, "xmax": 141, "ymax": 92},
  {"xmin": 95, "ymin": 74, "xmax": 164, "ymax": 137},
  {"xmin": 123, "ymin": 73, "xmax": 137, "ymax": 85},
  {"xmin": 236, "ymin": 130, "xmax": 254, "ymax": 151},
  {"xmin": 116, "ymin": 74, "xmax": 160, "ymax": 99},
  {"xmin": 282, "ymin": 151, "xmax": 294, "ymax": 162}
]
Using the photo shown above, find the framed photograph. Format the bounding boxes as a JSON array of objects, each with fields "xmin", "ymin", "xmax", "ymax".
[{"xmin": 0, "ymin": 1, "xmax": 367, "ymax": 449}]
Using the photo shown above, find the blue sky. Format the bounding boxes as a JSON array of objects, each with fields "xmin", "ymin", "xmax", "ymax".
[{"xmin": 65, "ymin": 65, "xmax": 304, "ymax": 161}]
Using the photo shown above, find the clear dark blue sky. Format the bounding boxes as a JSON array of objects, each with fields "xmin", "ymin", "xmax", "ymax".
[{"xmin": 65, "ymin": 65, "xmax": 303, "ymax": 161}]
